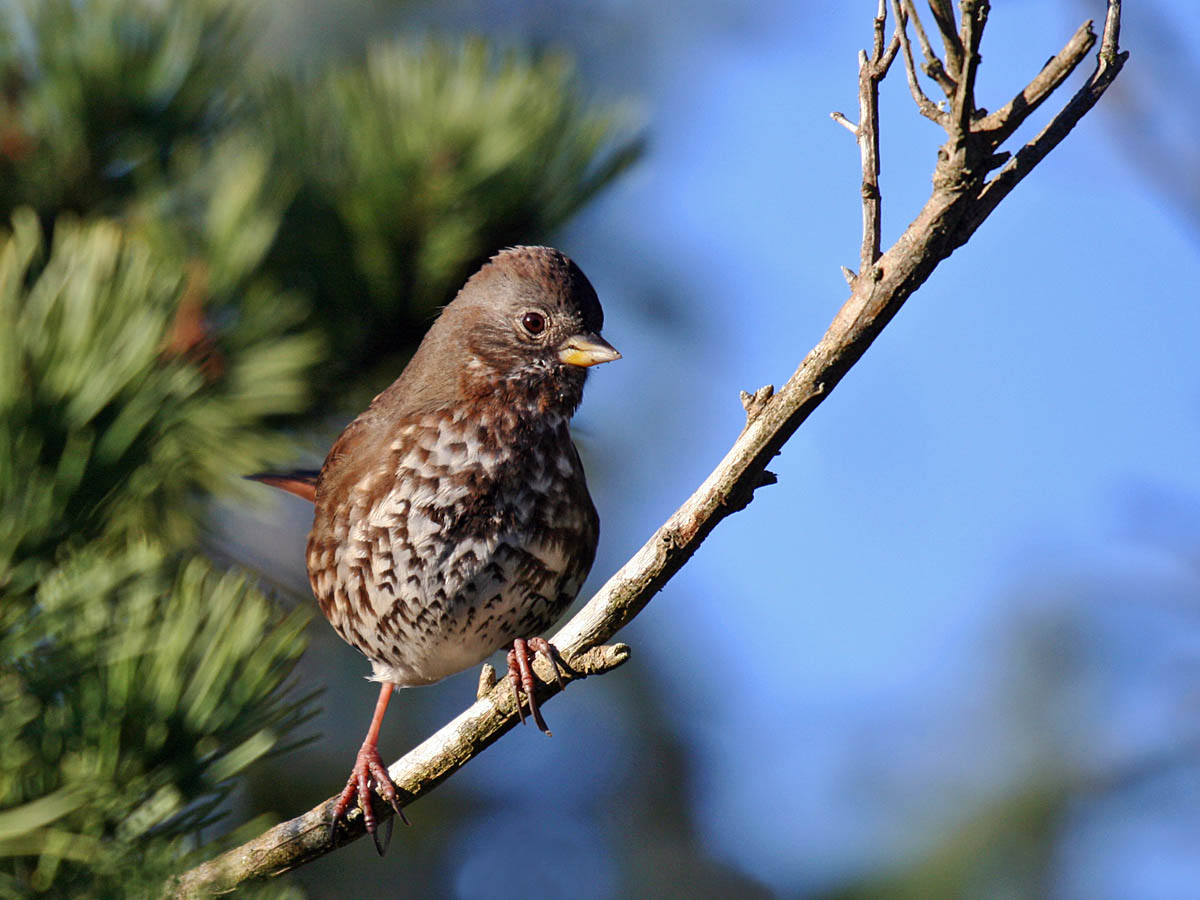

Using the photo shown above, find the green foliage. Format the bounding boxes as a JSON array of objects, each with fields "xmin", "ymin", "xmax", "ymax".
[
  {"xmin": 0, "ymin": 0, "xmax": 254, "ymax": 217},
  {"xmin": 1, "ymin": 0, "xmax": 642, "ymax": 409},
  {"xmin": 0, "ymin": 209, "xmax": 317, "ymax": 590},
  {"xmin": 0, "ymin": 207, "xmax": 318, "ymax": 897},
  {"xmin": 0, "ymin": 0, "xmax": 637, "ymax": 894},
  {"xmin": 260, "ymin": 38, "xmax": 643, "ymax": 400},
  {"xmin": 0, "ymin": 545, "xmax": 311, "ymax": 898}
]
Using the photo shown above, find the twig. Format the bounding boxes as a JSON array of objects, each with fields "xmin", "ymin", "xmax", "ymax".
[
  {"xmin": 903, "ymin": 0, "xmax": 957, "ymax": 97},
  {"xmin": 1099, "ymin": 0, "xmax": 1122, "ymax": 61},
  {"xmin": 966, "ymin": 2, "xmax": 1126, "ymax": 236},
  {"xmin": 892, "ymin": 0, "xmax": 947, "ymax": 123},
  {"xmin": 953, "ymin": 0, "xmax": 988, "ymax": 139},
  {"xmin": 871, "ymin": 0, "xmax": 888, "ymax": 60},
  {"xmin": 832, "ymin": 0, "xmax": 901, "ymax": 278},
  {"xmin": 830, "ymin": 111, "xmax": 859, "ymax": 134},
  {"xmin": 856, "ymin": 47, "xmax": 883, "ymax": 272},
  {"xmin": 167, "ymin": 2, "xmax": 1126, "ymax": 895},
  {"xmin": 977, "ymin": 19, "xmax": 1097, "ymax": 143},
  {"xmin": 927, "ymin": 0, "xmax": 963, "ymax": 75}
]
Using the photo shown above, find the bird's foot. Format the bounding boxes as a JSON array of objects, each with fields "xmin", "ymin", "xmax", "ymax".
[
  {"xmin": 507, "ymin": 636, "xmax": 566, "ymax": 736},
  {"xmin": 330, "ymin": 741, "xmax": 409, "ymax": 855}
]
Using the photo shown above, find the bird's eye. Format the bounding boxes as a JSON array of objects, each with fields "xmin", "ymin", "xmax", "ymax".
[{"xmin": 521, "ymin": 312, "xmax": 547, "ymax": 335}]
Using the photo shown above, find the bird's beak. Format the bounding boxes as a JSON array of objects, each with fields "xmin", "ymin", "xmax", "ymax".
[{"xmin": 558, "ymin": 333, "xmax": 621, "ymax": 368}]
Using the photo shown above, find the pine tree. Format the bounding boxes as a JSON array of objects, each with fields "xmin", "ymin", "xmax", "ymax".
[{"xmin": 0, "ymin": 0, "xmax": 639, "ymax": 895}]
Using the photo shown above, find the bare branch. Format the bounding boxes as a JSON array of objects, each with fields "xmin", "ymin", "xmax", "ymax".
[
  {"xmin": 893, "ymin": 0, "xmax": 947, "ymax": 123},
  {"xmin": 952, "ymin": 0, "xmax": 988, "ymax": 138},
  {"xmin": 881, "ymin": 33, "xmax": 902, "ymax": 73},
  {"xmin": 927, "ymin": 0, "xmax": 963, "ymax": 74},
  {"xmin": 903, "ymin": 0, "xmax": 957, "ymax": 97},
  {"xmin": 869, "ymin": 0, "xmax": 903, "ymax": 74},
  {"xmin": 1099, "ymin": 0, "xmax": 1122, "ymax": 60},
  {"xmin": 830, "ymin": 110, "xmax": 859, "ymax": 134},
  {"xmin": 856, "ymin": 48, "xmax": 883, "ymax": 272},
  {"xmin": 168, "ymin": 2, "xmax": 1127, "ymax": 895},
  {"xmin": 872, "ymin": 0, "xmax": 888, "ymax": 60},
  {"xmin": 966, "ymin": 2, "xmax": 1127, "ymax": 235},
  {"xmin": 170, "ymin": 643, "xmax": 631, "ymax": 896},
  {"xmin": 847, "ymin": 6, "xmax": 903, "ymax": 275},
  {"xmin": 977, "ymin": 19, "xmax": 1097, "ymax": 142}
]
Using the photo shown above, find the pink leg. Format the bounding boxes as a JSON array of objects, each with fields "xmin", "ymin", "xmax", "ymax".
[{"xmin": 330, "ymin": 682, "xmax": 409, "ymax": 855}]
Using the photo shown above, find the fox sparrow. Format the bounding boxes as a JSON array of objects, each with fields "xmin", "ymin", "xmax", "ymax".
[{"xmin": 251, "ymin": 246, "xmax": 619, "ymax": 852}]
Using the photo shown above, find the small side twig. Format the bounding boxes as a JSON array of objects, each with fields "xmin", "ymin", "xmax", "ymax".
[
  {"xmin": 892, "ymin": 0, "xmax": 946, "ymax": 123},
  {"xmin": 966, "ymin": 2, "xmax": 1126, "ymax": 235},
  {"xmin": 977, "ymin": 18, "xmax": 1098, "ymax": 143},
  {"xmin": 475, "ymin": 663, "xmax": 497, "ymax": 699},
  {"xmin": 740, "ymin": 385, "xmax": 775, "ymax": 428},
  {"xmin": 831, "ymin": 0, "xmax": 900, "ymax": 278},
  {"xmin": 952, "ymin": 0, "xmax": 988, "ymax": 138},
  {"xmin": 902, "ymin": 0, "xmax": 957, "ymax": 97},
  {"xmin": 830, "ymin": 111, "xmax": 858, "ymax": 135},
  {"xmin": 926, "ymin": 0, "xmax": 964, "ymax": 75}
]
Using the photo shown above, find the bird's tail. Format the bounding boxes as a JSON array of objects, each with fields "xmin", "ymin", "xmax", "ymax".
[{"xmin": 245, "ymin": 470, "xmax": 319, "ymax": 503}]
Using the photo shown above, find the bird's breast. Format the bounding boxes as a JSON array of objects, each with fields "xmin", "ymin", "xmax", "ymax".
[{"xmin": 306, "ymin": 405, "xmax": 598, "ymax": 685}]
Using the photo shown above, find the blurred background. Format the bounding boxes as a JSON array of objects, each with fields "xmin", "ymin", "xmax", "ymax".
[{"xmin": 2, "ymin": 0, "xmax": 1199, "ymax": 898}]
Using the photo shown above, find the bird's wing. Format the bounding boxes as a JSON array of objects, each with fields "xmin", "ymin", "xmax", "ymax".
[{"xmin": 246, "ymin": 470, "xmax": 320, "ymax": 503}]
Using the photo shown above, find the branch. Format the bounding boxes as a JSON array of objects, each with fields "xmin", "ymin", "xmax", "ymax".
[
  {"xmin": 168, "ymin": 2, "xmax": 1126, "ymax": 895},
  {"xmin": 976, "ymin": 18, "xmax": 1097, "ymax": 143},
  {"xmin": 830, "ymin": 0, "xmax": 900, "ymax": 278},
  {"xmin": 952, "ymin": 0, "xmax": 988, "ymax": 139},
  {"xmin": 966, "ymin": 3, "xmax": 1126, "ymax": 236},
  {"xmin": 927, "ymin": 0, "xmax": 964, "ymax": 75},
  {"xmin": 903, "ymin": 0, "xmax": 957, "ymax": 98},
  {"xmin": 893, "ymin": 0, "xmax": 947, "ymax": 124}
]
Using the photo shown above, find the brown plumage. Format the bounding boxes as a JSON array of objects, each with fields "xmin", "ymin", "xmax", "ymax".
[{"xmin": 253, "ymin": 246, "xmax": 619, "ymax": 852}]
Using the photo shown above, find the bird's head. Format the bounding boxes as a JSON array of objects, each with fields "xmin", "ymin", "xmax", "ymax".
[{"xmin": 427, "ymin": 246, "xmax": 620, "ymax": 415}]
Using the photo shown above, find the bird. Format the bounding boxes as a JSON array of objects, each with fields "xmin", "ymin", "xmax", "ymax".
[{"xmin": 250, "ymin": 246, "xmax": 620, "ymax": 853}]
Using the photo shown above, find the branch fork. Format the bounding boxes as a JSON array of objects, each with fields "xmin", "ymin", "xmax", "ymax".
[{"xmin": 835, "ymin": 0, "xmax": 1126, "ymax": 266}]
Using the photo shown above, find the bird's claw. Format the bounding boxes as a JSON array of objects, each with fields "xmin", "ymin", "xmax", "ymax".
[
  {"xmin": 507, "ymin": 637, "xmax": 565, "ymax": 736},
  {"xmin": 330, "ymin": 742, "xmax": 409, "ymax": 855}
]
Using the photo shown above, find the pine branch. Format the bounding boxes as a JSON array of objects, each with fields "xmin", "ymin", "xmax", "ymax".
[{"xmin": 168, "ymin": 2, "xmax": 1127, "ymax": 894}]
